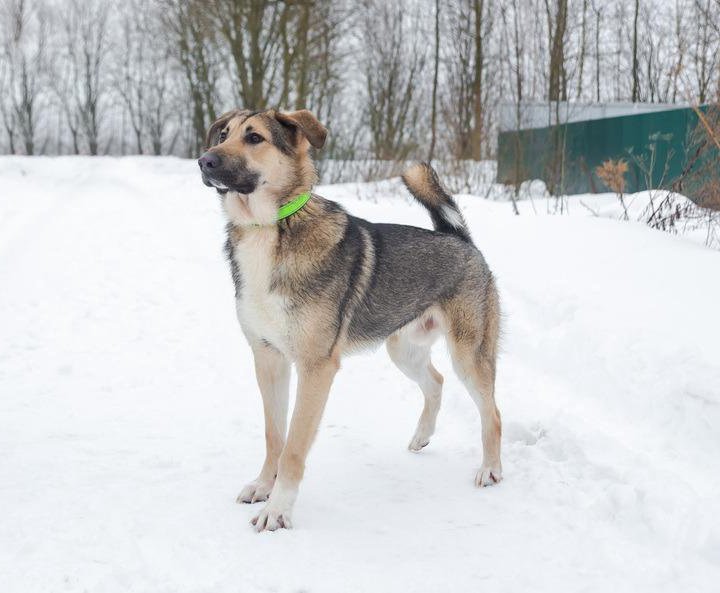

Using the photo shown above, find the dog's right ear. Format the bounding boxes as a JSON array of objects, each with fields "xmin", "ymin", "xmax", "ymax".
[
  {"xmin": 205, "ymin": 110, "xmax": 242, "ymax": 149},
  {"xmin": 274, "ymin": 109, "xmax": 327, "ymax": 149}
]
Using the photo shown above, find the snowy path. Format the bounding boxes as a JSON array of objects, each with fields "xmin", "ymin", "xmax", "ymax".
[{"xmin": 1, "ymin": 157, "xmax": 718, "ymax": 592}]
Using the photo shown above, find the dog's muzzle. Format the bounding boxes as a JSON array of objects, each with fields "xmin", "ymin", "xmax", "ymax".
[{"xmin": 198, "ymin": 152, "xmax": 258, "ymax": 194}]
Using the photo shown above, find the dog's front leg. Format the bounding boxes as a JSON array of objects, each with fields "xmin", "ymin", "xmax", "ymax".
[
  {"xmin": 237, "ymin": 342, "xmax": 291, "ymax": 504},
  {"xmin": 251, "ymin": 355, "xmax": 338, "ymax": 531}
]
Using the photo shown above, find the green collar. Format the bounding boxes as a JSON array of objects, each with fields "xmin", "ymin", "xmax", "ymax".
[{"xmin": 276, "ymin": 191, "xmax": 311, "ymax": 221}]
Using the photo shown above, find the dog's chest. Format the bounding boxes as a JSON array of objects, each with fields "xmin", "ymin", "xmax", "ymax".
[{"xmin": 232, "ymin": 232, "xmax": 291, "ymax": 351}]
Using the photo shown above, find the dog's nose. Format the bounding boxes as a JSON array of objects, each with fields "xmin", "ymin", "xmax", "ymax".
[{"xmin": 198, "ymin": 152, "xmax": 221, "ymax": 170}]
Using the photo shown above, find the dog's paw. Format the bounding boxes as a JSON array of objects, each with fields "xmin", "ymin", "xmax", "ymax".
[
  {"xmin": 251, "ymin": 504, "xmax": 293, "ymax": 532},
  {"xmin": 408, "ymin": 422, "xmax": 434, "ymax": 452},
  {"xmin": 408, "ymin": 432, "xmax": 430, "ymax": 452},
  {"xmin": 236, "ymin": 479, "xmax": 274, "ymax": 504},
  {"xmin": 475, "ymin": 464, "xmax": 502, "ymax": 487}
]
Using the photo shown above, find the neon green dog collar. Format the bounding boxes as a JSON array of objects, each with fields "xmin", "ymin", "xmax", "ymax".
[{"xmin": 277, "ymin": 192, "xmax": 311, "ymax": 221}]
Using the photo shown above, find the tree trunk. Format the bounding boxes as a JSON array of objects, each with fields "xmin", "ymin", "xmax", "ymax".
[
  {"xmin": 470, "ymin": 0, "xmax": 486, "ymax": 160},
  {"xmin": 428, "ymin": 0, "xmax": 440, "ymax": 162},
  {"xmin": 577, "ymin": 0, "xmax": 588, "ymax": 99},
  {"xmin": 594, "ymin": 3, "xmax": 601, "ymax": 102},
  {"xmin": 631, "ymin": 0, "xmax": 640, "ymax": 102},
  {"xmin": 548, "ymin": 0, "xmax": 568, "ymax": 102}
]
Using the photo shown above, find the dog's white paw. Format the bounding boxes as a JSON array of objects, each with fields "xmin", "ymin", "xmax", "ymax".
[
  {"xmin": 408, "ymin": 432, "xmax": 430, "ymax": 452},
  {"xmin": 475, "ymin": 464, "xmax": 502, "ymax": 487},
  {"xmin": 251, "ymin": 504, "xmax": 293, "ymax": 532},
  {"xmin": 408, "ymin": 421, "xmax": 434, "ymax": 452},
  {"xmin": 236, "ymin": 479, "xmax": 274, "ymax": 504}
]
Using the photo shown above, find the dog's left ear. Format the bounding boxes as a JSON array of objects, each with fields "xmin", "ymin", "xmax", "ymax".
[{"xmin": 275, "ymin": 109, "xmax": 327, "ymax": 149}]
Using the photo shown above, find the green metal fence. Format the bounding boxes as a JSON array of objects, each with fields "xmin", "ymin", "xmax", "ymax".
[{"xmin": 497, "ymin": 105, "xmax": 717, "ymax": 201}]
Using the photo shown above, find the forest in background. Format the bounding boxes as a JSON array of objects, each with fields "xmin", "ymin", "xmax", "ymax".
[{"xmin": 1, "ymin": 0, "xmax": 719, "ymax": 164}]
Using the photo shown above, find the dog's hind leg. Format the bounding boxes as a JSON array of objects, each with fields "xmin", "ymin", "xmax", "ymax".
[
  {"xmin": 386, "ymin": 327, "xmax": 444, "ymax": 452},
  {"xmin": 237, "ymin": 341, "xmax": 291, "ymax": 504},
  {"xmin": 447, "ymin": 284, "xmax": 502, "ymax": 486}
]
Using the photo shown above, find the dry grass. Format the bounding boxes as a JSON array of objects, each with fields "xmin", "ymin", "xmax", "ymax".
[
  {"xmin": 595, "ymin": 159, "xmax": 629, "ymax": 219},
  {"xmin": 595, "ymin": 159, "xmax": 628, "ymax": 194}
]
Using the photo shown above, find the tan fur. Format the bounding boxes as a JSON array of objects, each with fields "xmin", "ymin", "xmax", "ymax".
[
  {"xmin": 385, "ymin": 295, "xmax": 501, "ymax": 466},
  {"xmin": 331, "ymin": 226, "xmax": 377, "ymax": 355},
  {"xmin": 209, "ymin": 111, "xmax": 319, "ymax": 226},
  {"xmin": 251, "ymin": 355, "xmax": 339, "ymax": 531},
  {"xmin": 275, "ymin": 109, "xmax": 328, "ymax": 149},
  {"xmin": 204, "ymin": 109, "xmax": 246, "ymax": 149},
  {"xmin": 444, "ymin": 277, "xmax": 502, "ymax": 485},
  {"xmin": 203, "ymin": 109, "xmax": 502, "ymax": 531},
  {"xmin": 237, "ymin": 342, "xmax": 290, "ymax": 504},
  {"xmin": 402, "ymin": 162, "xmax": 445, "ymax": 207}
]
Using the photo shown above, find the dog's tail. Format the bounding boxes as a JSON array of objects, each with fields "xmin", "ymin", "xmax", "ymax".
[{"xmin": 401, "ymin": 162, "xmax": 473, "ymax": 244}]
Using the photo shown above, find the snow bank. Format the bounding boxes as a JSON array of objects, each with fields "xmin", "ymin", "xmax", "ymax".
[{"xmin": 1, "ymin": 156, "xmax": 719, "ymax": 592}]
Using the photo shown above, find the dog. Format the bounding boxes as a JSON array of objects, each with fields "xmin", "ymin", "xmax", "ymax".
[{"xmin": 198, "ymin": 108, "xmax": 502, "ymax": 532}]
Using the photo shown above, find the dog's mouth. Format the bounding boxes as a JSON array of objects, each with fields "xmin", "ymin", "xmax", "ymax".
[
  {"xmin": 202, "ymin": 171, "xmax": 258, "ymax": 195},
  {"xmin": 202, "ymin": 174, "xmax": 230, "ymax": 194}
]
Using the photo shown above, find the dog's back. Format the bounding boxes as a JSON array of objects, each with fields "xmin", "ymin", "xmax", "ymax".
[{"xmin": 345, "ymin": 218, "xmax": 489, "ymax": 346}]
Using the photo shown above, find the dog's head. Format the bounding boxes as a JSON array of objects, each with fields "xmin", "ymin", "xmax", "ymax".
[{"xmin": 198, "ymin": 109, "xmax": 326, "ymax": 201}]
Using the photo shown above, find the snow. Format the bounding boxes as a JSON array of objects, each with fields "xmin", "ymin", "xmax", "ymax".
[{"xmin": 1, "ymin": 156, "xmax": 719, "ymax": 592}]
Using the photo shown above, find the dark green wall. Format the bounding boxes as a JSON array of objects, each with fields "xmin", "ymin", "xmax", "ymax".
[{"xmin": 497, "ymin": 105, "xmax": 715, "ymax": 200}]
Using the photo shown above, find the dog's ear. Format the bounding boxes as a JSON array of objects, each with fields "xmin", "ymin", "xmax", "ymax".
[
  {"xmin": 274, "ymin": 109, "xmax": 327, "ymax": 149},
  {"xmin": 205, "ymin": 110, "xmax": 241, "ymax": 149}
]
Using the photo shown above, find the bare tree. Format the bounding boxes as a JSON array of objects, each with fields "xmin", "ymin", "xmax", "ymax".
[
  {"xmin": 591, "ymin": 0, "xmax": 602, "ymax": 102},
  {"xmin": 0, "ymin": 46, "xmax": 14, "ymax": 152},
  {"xmin": 0, "ymin": 0, "xmax": 719, "ymax": 163},
  {"xmin": 1, "ymin": 0, "xmax": 48, "ymax": 155},
  {"xmin": 428, "ymin": 0, "xmax": 440, "ymax": 162},
  {"xmin": 50, "ymin": 30, "xmax": 84, "ymax": 157},
  {"xmin": 546, "ymin": 0, "xmax": 568, "ymax": 102},
  {"xmin": 144, "ymin": 46, "xmax": 178, "ymax": 155},
  {"xmin": 362, "ymin": 0, "xmax": 425, "ymax": 161},
  {"xmin": 160, "ymin": 0, "xmax": 218, "ymax": 156},
  {"xmin": 499, "ymin": 0, "xmax": 523, "ymax": 214},
  {"xmin": 114, "ymin": 0, "xmax": 178, "ymax": 155},
  {"xmin": 445, "ymin": 0, "xmax": 495, "ymax": 160},
  {"xmin": 690, "ymin": 0, "xmax": 719, "ymax": 103},
  {"xmin": 117, "ymin": 2, "xmax": 147, "ymax": 154},
  {"xmin": 631, "ymin": 0, "xmax": 640, "ymax": 102},
  {"xmin": 56, "ymin": 0, "xmax": 110, "ymax": 155},
  {"xmin": 670, "ymin": 0, "xmax": 686, "ymax": 103},
  {"xmin": 285, "ymin": 0, "xmax": 347, "ymax": 132},
  {"xmin": 208, "ymin": 0, "xmax": 286, "ymax": 110},
  {"xmin": 576, "ymin": 0, "xmax": 588, "ymax": 99}
]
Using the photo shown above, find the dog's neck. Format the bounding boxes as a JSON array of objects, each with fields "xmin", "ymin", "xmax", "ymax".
[
  {"xmin": 222, "ymin": 185, "xmax": 311, "ymax": 227},
  {"xmin": 222, "ymin": 187, "xmax": 278, "ymax": 227},
  {"xmin": 222, "ymin": 158, "xmax": 317, "ymax": 228}
]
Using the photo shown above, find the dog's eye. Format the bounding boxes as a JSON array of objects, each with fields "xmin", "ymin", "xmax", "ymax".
[
  {"xmin": 218, "ymin": 130, "xmax": 228, "ymax": 142},
  {"xmin": 245, "ymin": 132, "xmax": 264, "ymax": 145}
]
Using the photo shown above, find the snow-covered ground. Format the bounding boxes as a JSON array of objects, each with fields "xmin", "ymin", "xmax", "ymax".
[{"xmin": 1, "ymin": 156, "xmax": 719, "ymax": 592}]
